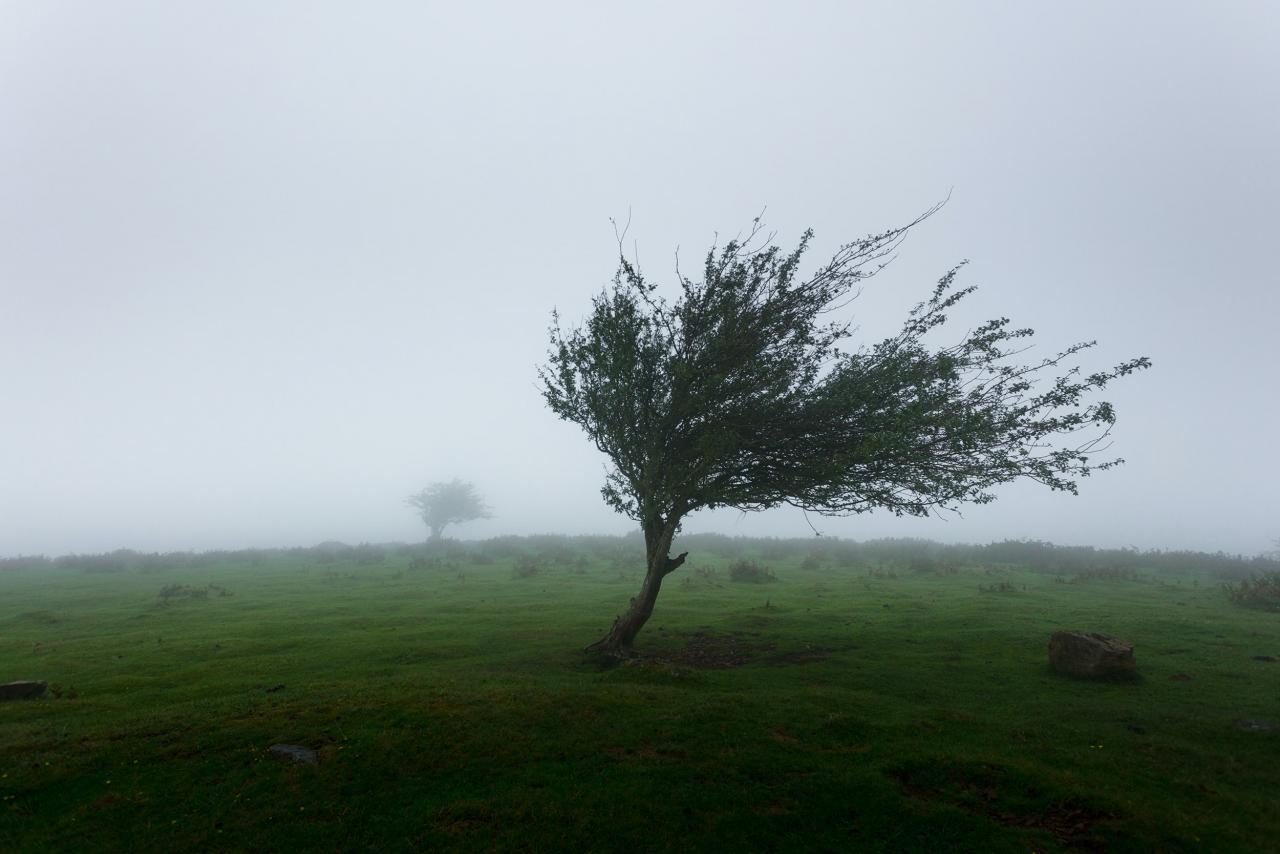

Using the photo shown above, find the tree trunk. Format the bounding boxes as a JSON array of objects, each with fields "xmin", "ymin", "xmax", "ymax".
[{"xmin": 586, "ymin": 518, "xmax": 688, "ymax": 658}]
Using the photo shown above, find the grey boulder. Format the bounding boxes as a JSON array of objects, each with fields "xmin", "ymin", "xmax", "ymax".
[
  {"xmin": 268, "ymin": 744, "xmax": 319, "ymax": 764},
  {"xmin": 1049, "ymin": 631, "xmax": 1136, "ymax": 679},
  {"xmin": 0, "ymin": 681, "xmax": 48, "ymax": 700}
]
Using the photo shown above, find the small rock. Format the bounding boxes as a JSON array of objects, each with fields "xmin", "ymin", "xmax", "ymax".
[
  {"xmin": 1048, "ymin": 631, "xmax": 1136, "ymax": 679},
  {"xmin": 0, "ymin": 681, "xmax": 47, "ymax": 700},
  {"xmin": 265, "ymin": 684, "xmax": 286, "ymax": 693},
  {"xmin": 1236, "ymin": 719, "xmax": 1278, "ymax": 733},
  {"xmin": 1251, "ymin": 655, "xmax": 1276, "ymax": 662},
  {"xmin": 268, "ymin": 744, "xmax": 318, "ymax": 764}
]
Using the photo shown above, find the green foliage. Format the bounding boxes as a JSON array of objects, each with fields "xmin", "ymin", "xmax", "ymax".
[
  {"xmin": 541, "ymin": 209, "xmax": 1150, "ymax": 530},
  {"xmin": 406, "ymin": 479, "xmax": 490, "ymax": 541},
  {"xmin": 1224, "ymin": 572, "xmax": 1280, "ymax": 611}
]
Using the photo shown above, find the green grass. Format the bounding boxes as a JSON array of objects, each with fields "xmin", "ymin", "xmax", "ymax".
[{"xmin": 2, "ymin": 548, "xmax": 1278, "ymax": 851}]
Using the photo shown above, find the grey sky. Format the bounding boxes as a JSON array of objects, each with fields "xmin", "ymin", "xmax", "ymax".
[{"xmin": 2, "ymin": 2, "xmax": 1277, "ymax": 556}]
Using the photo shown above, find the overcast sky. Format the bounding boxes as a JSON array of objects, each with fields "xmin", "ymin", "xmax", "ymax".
[{"xmin": 2, "ymin": 2, "xmax": 1277, "ymax": 557}]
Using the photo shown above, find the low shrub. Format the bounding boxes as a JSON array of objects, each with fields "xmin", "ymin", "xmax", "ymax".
[
  {"xmin": 799, "ymin": 552, "xmax": 827, "ymax": 571},
  {"xmin": 312, "ymin": 543, "xmax": 348, "ymax": 564},
  {"xmin": 728, "ymin": 560, "xmax": 775, "ymax": 584},
  {"xmin": 408, "ymin": 555, "xmax": 458, "ymax": 572},
  {"xmin": 1224, "ymin": 572, "xmax": 1280, "ymax": 611},
  {"xmin": 513, "ymin": 555, "xmax": 541, "ymax": 578},
  {"xmin": 352, "ymin": 544, "xmax": 386, "ymax": 566},
  {"xmin": 56, "ymin": 552, "xmax": 131, "ymax": 573},
  {"xmin": 157, "ymin": 584, "xmax": 231, "ymax": 604},
  {"xmin": 1071, "ymin": 567, "xmax": 1140, "ymax": 583},
  {"xmin": 0, "ymin": 555, "xmax": 49, "ymax": 572}
]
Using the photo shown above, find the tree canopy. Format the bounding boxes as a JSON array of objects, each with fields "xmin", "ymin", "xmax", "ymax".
[
  {"xmin": 541, "ymin": 210, "xmax": 1150, "ymax": 655},
  {"xmin": 406, "ymin": 479, "xmax": 490, "ymax": 542}
]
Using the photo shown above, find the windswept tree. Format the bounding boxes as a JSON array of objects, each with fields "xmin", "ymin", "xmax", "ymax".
[
  {"xmin": 407, "ymin": 479, "xmax": 490, "ymax": 542},
  {"xmin": 540, "ymin": 209, "xmax": 1150, "ymax": 657}
]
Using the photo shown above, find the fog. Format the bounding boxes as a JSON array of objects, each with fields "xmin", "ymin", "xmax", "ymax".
[{"xmin": 2, "ymin": 2, "xmax": 1277, "ymax": 557}]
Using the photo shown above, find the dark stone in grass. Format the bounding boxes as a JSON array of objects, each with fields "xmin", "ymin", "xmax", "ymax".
[
  {"xmin": 1235, "ymin": 719, "xmax": 1278, "ymax": 733},
  {"xmin": 1048, "ymin": 631, "xmax": 1136, "ymax": 679},
  {"xmin": 0, "ymin": 681, "xmax": 47, "ymax": 700},
  {"xmin": 268, "ymin": 744, "xmax": 318, "ymax": 764},
  {"xmin": 265, "ymin": 683, "xmax": 286, "ymax": 693},
  {"xmin": 1252, "ymin": 655, "xmax": 1276, "ymax": 662}
]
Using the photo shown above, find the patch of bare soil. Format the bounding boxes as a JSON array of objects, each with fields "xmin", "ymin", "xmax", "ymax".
[
  {"xmin": 435, "ymin": 801, "xmax": 496, "ymax": 835},
  {"xmin": 603, "ymin": 744, "xmax": 689, "ymax": 762},
  {"xmin": 997, "ymin": 800, "xmax": 1116, "ymax": 850},
  {"xmin": 756, "ymin": 799, "xmax": 793, "ymax": 815},
  {"xmin": 888, "ymin": 761, "xmax": 1117, "ymax": 850},
  {"xmin": 669, "ymin": 630, "xmax": 771, "ymax": 668}
]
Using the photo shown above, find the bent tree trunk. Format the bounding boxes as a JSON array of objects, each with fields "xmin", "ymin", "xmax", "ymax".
[{"xmin": 586, "ymin": 518, "xmax": 687, "ymax": 658}]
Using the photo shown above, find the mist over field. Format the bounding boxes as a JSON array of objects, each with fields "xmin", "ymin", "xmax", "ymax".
[
  {"xmin": 5, "ymin": 7, "xmax": 1280, "ymax": 850},
  {"xmin": 2, "ymin": 2, "xmax": 1277, "ymax": 557}
]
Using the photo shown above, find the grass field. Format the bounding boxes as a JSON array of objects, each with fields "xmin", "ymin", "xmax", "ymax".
[{"xmin": 2, "ymin": 539, "xmax": 1278, "ymax": 852}]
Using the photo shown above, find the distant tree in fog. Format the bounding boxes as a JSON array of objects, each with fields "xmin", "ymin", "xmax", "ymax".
[
  {"xmin": 541, "ymin": 207, "xmax": 1150, "ymax": 657},
  {"xmin": 407, "ymin": 480, "xmax": 490, "ymax": 542}
]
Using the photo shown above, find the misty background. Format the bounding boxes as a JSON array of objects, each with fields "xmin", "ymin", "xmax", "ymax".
[{"xmin": 2, "ymin": 2, "xmax": 1276, "ymax": 557}]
